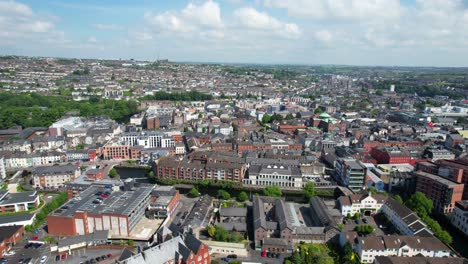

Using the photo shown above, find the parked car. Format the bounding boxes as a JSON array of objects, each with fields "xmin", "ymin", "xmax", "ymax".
[
  {"xmin": 61, "ymin": 253, "xmax": 67, "ymax": 260},
  {"xmin": 227, "ymin": 254, "xmax": 237, "ymax": 259},
  {"xmin": 106, "ymin": 254, "xmax": 112, "ymax": 258},
  {"xmin": 40, "ymin": 256, "xmax": 48, "ymax": 264},
  {"xmin": 362, "ymin": 218, "xmax": 368, "ymax": 224},
  {"xmin": 4, "ymin": 251, "xmax": 15, "ymax": 256},
  {"xmin": 55, "ymin": 255, "xmax": 60, "ymax": 261},
  {"xmin": 0, "ymin": 258, "xmax": 7, "ymax": 264}
]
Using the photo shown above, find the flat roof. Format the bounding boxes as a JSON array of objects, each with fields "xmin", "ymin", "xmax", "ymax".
[
  {"xmin": 0, "ymin": 191, "xmax": 37, "ymax": 206},
  {"xmin": 0, "ymin": 213, "xmax": 35, "ymax": 225},
  {"xmin": 415, "ymin": 171, "xmax": 461, "ymax": 187},
  {"xmin": 52, "ymin": 185, "xmax": 153, "ymax": 217}
]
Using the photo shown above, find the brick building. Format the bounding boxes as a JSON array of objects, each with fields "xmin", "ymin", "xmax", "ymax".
[
  {"xmin": 371, "ymin": 147, "xmax": 411, "ymax": 164},
  {"xmin": 101, "ymin": 145, "xmax": 131, "ymax": 160},
  {"xmin": 414, "ymin": 171, "xmax": 464, "ymax": 214},
  {"xmin": 0, "ymin": 225, "xmax": 24, "ymax": 257},
  {"xmin": 47, "ymin": 183, "xmax": 152, "ymax": 237},
  {"xmin": 32, "ymin": 164, "xmax": 80, "ymax": 189}
]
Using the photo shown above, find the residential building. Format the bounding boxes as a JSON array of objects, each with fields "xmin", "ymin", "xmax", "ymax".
[
  {"xmin": 32, "ymin": 164, "xmax": 80, "ymax": 189},
  {"xmin": 147, "ymin": 186, "xmax": 180, "ymax": 218},
  {"xmin": 0, "ymin": 190, "xmax": 40, "ymax": 213},
  {"xmin": 374, "ymin": 256, "xmax": 468, "ymax": 264},
  {"xmin": 101, "ymin": 145, "xmax": 131, "ymax": 160},
  {"xmin": 335, "ymin": 159, "xmax": 367, "ymax": 192},
  {"xmin": 381, "ymin": 198, "xmax": 432, "ymax": 236},
  {"xmin": 217, "ymin": 207, "xmax": 247, "ymax": 232},
  {"xmin": 118, "ymin": 233, "xmax": 210, "ymax": 264},
  {"xmin": 244, "ymin": 164, "xmax": 303, "ymax": 188},
  {"xmin": 371, "ymin": 147, "xmax": 411, "ymax": 164},
  {"xmin": 337, "ymin": 193, "xmax": 388, "ymax": 216},
  {"xmin": 445, "ymin": 134, "xmax": 465, "ymax": 148},
  {"xmin": 451, "ymin": 200, "xmax": 468, "ymax": 236},
  {"xmin": 0, "ymin": 225, "xmax": 24, "ymax": 257},
  {"xmin": 155, "ymin": 156, "xmax": 246, "ymax": 183},
  {"xmin": 0, "ymin": 157, "xmax": 5, "ymax": 179},
  {"xmin": 47, "ymin": 182, "xmax": 152, "ymax": 238},
  {"xmin": 0, "ymin": 214, "xmax": 36, "ymax": 227},
  {"xmin": 357, "ymin": 235, "xmax": 452, "ymax": 263},
  {"xmin": 414, "ymin": 171, "xmax": 464, "ymax": 214}
]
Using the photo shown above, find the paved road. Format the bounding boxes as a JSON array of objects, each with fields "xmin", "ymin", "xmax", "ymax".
[{"xmin": 212, "ymin": 250, "xmax": 291, "ymax": 264}]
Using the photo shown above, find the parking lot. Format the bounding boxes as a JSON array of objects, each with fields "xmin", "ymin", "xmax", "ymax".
[
  {"xmin": 47, "ymin": 248, "xmax": 122, "ymax": 264},
  {"xmin": 212, "ymin": 250, "xmax": 291, "ymax": 264},
  {"xmin": 343, "ymin": 215, "xmax": 385, "ymax": 236}
]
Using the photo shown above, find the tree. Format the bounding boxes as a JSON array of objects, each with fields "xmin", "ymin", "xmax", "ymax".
[
  {"xmin": 109, "ymin": 168, "xmax": 118, "ymax": 178},
  {"xmin": 207, "ymin": 225, "xmax": 216, "ymax": 238},
  {"xmin": 303, "ymin": 182, "xmax": 316, "ymax": 200},
  {"xmin": 262, "ymin": 114, "xmax": 272, "ymax": 123},
  {"xmin": 217, "ymin": 190, "xmax": 231, "ymax": 200},
  {"xmin": 237, "ymin": 191, "xmax": 248, "ymax": 202},
  {"xmin": 188, "ymin": 187, "xmax": 199, "ymax": 198},
  {"xmin": 128, "ymin": 240, "xmax": 135, "ymax": 246},
  {"xmin": 263, "ymin": 186, "xmax": 282, "ymax": 197},
  {"xmin": 285, "ymin": 113, "xmax": 295, "ymax": 120},
  {"xmin": 148, "ymin": 171, "xmax": 155, "ymax": 178},
  {"xmin": 405, "ymin": 192, "xmax": 433, "ymax": 217},
  {"xmin": 353, "ymin": 212, "xmax": 361, "ymax": 220},
  {"xmin": 202, "ymin": 127, "xmax": 207, "ymax": 133},
  {"xmin": 394, "ymin": 195, "xmax": 403, "ymax": 203},
  {"xmin": 314, "ymin": 107, "xmax": 323, "ymax": 114}
]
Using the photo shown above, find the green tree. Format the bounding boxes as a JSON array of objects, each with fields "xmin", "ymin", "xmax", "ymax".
[
  {"xmin": 262, "ymin": 114, "xmax": 272, "ymax": 123},
  {"xmin": 109, "ymin": 168, "xmax": 118, "ymax": 178},
  {"xmin": 405, "ymin": 192, "xmax": 433, "ymax": 217},
  {"xmin": 188, "ymin": 187, "xmax": 199, "ymax": 198},
  {"xmin": 207, "ymin": 225, "xmax": 216, "ymax": 238},
  {"xmin": 394, "ymin": 195, "xmax": 403, "ymax": 203},
  {"xmin": 285, "ymin": 113, "xmax": 295, "ymax": 120},
  {"xmin": 128, "ymin": 240, "xmax": 134, "ymax": 246},
  {"xmin": 263, "ymin": 186, "xmax": 282, "ymax": 197},
  {"xmin": 217, "ymin": 190, "xmax": 231, "ymax": 200},
  {"xmin": 314, "ymin": 107, "xmax": 323, "ymax": 114},
  {"xmin": 303, "ymin": 182, "xmax": 316, "ymax": 200},
  {"xmin": 237, "ymin": 191, "xmax": 248, "ymax": 202}
]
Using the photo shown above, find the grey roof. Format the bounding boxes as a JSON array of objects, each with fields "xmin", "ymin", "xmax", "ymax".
[
  {"xmin": 218, "ymin": 222, "xmax": 247, "ymax": 232},
  {"xmin": 32, "ymin": 164, "xmax": 78, "ymax": 176},
  {"xmin": 0, "ymin": 191, "xmax": 38, "ymax": 206},
  {"xmin": 51, "ymin": 185, "xmax": 152, "ymax": 217},
  {"xmin": 57, "ymin": 230, "xmax": 109, "ymax": 247},
  {"xmin": 0, "ymin": 225, "xmax": 22, "ymax": 241},
  {"xmin": 219, "ymin": 207, "xmax": 247, "ymax": 217},
  {"xmin": 253, "ymin": 196, "xmax": 292, "ymax": 232},
  {"xmin": 309, "ymin": 197, "xmax": 336, "ymax": 228},
  {"xmin": 121, "ymin": 234, "xmax": 203, "ymax": 264},
  {"xmin": 0, "ymin": 213, "xmax": 35, "ymax": 225}
]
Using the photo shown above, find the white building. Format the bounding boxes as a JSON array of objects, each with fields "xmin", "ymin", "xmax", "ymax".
[
  {"xmin": 357, "ymin": 235, "xmax": 452, "ymax": 263},
  {"xmin": 120, "ymin": 131, "xmax": 175, "ymax": 149},
  {"xmin": 381, "ymin": 198, "xmax": 432, "ymax": 236},
  {"xmin": 32, "ymin": 164, "xmax": 80, "ymax": 189},
  {"xmin": 337, "ymin": 193, "xmax": 388, "ymax": 216},
  {"xmin": 0, "ymin": 157, "xmax": 6, "ymax": 179},
  {"xmin": 451, "ymin": 201, "xmax": 468, "ymax": 236},
  {"xmin": 244, "ymin": 164, "xmax": 303, "ymax": 188}
]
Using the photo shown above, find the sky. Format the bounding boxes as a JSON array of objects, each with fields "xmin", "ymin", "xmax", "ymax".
[{"xmin": 1, "ymin": 0, "xmax": 468, "ymax": 66}]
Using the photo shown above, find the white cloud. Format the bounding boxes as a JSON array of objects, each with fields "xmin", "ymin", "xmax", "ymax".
[
  {"xmin": 264, "ymin": 0, "xmax": 401, "ymax": 21},
  {"xmin": 314, "ymin": 30, "xmax": 332, "ymax": 44},
  {"xmin": 233, "ymin": 7, "xmax": 301, "ymax": 38},
  {"xmin": 88, "ymin": 36, "xmax": 97, "ymax": 43},
  {"xmin": 0, "ymin": 0, "xmax": 33, "ymax": 16},
  {"xmin": 93, "ymin": 23, "xmax": 123, "ymax": 31},
  {"xmin": 145, "ymin": 1, "xmax": 223, "ymax": 34}
]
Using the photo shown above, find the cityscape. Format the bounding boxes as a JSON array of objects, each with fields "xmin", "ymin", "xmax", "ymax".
[{"xmin": 1, "ymin": 1, "xmax": 468, "ymax": 264}]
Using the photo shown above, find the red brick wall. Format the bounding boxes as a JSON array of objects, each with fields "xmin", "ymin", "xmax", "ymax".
[{"xmin": 47, "ymin": 215, "xmax": 76, "ymax": 236}]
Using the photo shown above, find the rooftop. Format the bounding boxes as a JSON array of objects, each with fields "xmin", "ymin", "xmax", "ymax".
[{"xmin": 51, "ymin": 185, "xmax": 152, "ymax": 217}]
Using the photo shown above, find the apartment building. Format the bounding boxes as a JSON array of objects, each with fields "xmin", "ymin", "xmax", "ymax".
[
  {"xmin": 337, "ymin": 193, "xmax": 388, "ymax": 216},
  {"xmin": 32, "ymin": 164, "xmax": 80, "ymax": 189},
  {"xmin": 244, "ymin": 164, "xmax": 303, "ymax": 188},
  {"xmin": 0, "ymin": 190, "xmax": 40, "ymax": 213},
  {"xmin": 381, "ymin": 198, "xmax": 432, "ymax": 236},
  {"xmin": 414, "ymin": 171, "xmax": 464, "ymax": 214},
  {"xmin": 451, "ymin": 200, "xmax": 468, "ymax": 236},
  {"xmin": 357, "ymin": 235, "xmax": 452, "ymax": 263},
  {"xmin": 0, "ymin": 157, "xmax": 5, "ymax": 179},
  {"xmin": 335, "ymin": 159, "xmax": 367, "ymax": 192}
]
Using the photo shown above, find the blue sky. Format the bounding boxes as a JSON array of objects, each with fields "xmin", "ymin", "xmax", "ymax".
[{"xmin": 1, "ymin": 0, "xmax": 468, "ymax": 66}]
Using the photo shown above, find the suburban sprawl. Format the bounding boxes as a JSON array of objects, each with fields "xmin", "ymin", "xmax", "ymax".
[{"xmin": 1, "ymin": 56, "xmax": 468, "ymax": 264}]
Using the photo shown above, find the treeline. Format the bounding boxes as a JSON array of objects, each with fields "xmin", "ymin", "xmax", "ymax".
[
  {"xmin": 25, "ymin": 192, "xmax": 68, "ymax": 232},
  {"xmin": 370, "ymin": 80, "xmax": 465, "ymax": 99},
  {"xmin": 0, "ymin": 92, "xmax": 139, "ymax": 129},
  {"xmin": 141, "ymin": 91, "xmax": 213, "ymax": 101}
]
